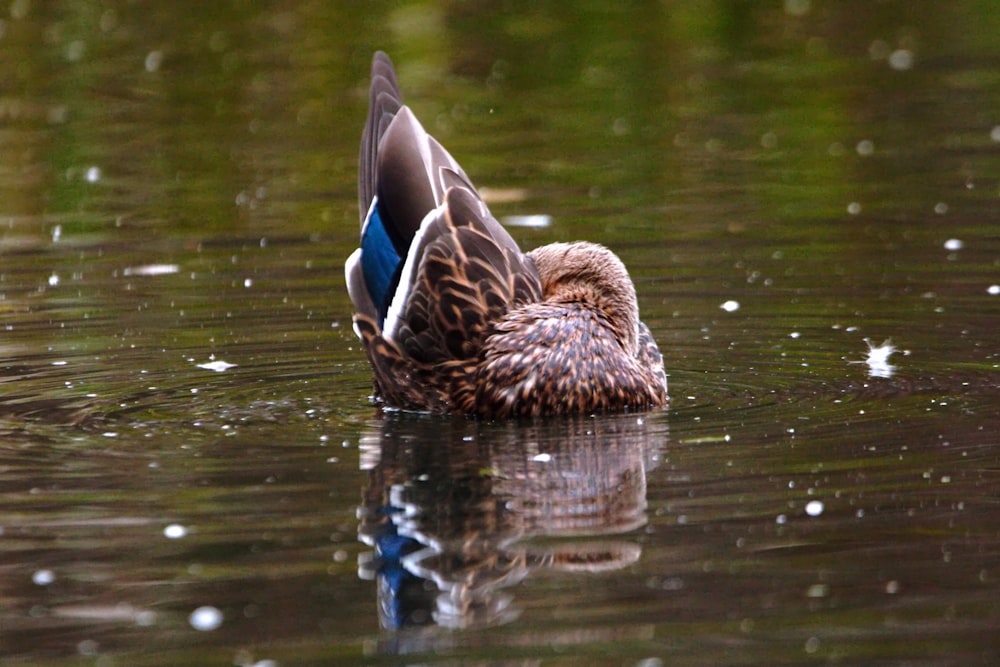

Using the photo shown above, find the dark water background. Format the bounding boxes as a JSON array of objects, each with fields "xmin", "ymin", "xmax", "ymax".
[{"xmin": 2, "ymin": 1, "xmax": 999, "ymax": 665}]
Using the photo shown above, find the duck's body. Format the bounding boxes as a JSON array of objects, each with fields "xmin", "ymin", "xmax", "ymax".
[{"xmin": 345, "ymin": 52, "xmax": 668, "ymax": 418}]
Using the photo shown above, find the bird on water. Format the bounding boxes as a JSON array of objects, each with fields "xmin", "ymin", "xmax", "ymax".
[{"xmin": 345, "ymin": 52, "xmax": 668, "ymax": 418}]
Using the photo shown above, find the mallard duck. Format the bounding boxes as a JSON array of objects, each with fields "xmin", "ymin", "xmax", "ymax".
[{"xmin": 345, "ymin": 52, "xmax": 668, "ymax": 418}]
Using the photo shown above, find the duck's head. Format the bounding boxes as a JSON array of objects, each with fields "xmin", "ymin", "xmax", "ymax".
[{"xmin": 527, "ymin": 242, "xmax": 641, "ymax": 356}]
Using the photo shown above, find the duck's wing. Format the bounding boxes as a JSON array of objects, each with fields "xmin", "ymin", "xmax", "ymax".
[
  {"xmin": 349, "ymin": 52, "xmax": 482, "ymax": 326},
  {"xmin": 385, "ymin": 186, "xmax": 542, "ymax": 365},
  {"xmin": 349, "ymin": 51, "xmax": 539, "ymax": 351},
  {"xmin": 350, "ymin": 186, "xmax": 542, "ymax": 413}
]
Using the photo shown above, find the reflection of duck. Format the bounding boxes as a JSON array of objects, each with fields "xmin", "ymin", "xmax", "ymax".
[
  {"xmin": 356, "ymin": 412, "xmax": 666, "ymax": 630},
  {"xmin": 345, "ymin": 52, "xmax": 669, "ymax": 417}
]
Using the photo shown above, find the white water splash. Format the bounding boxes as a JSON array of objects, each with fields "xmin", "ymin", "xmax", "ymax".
[
  {"xmin": 860, "ymin": 338, "xmax": 896, "ymax": 378},
  {"xmin": 197, "ymin": 359, "xmax": 237, "ymax": 373}
]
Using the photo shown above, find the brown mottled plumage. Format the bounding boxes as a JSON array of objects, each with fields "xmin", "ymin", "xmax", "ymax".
[{"xmin": 345, "ymin": 52, "xmax": 668, "ymax": 418}]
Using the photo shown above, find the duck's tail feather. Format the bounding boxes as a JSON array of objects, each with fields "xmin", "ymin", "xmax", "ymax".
[
  {"xmin": 359, "ymin": 51, "xmax": 402, "ymax": 220},
  {"xmin": 353, "ymin": 53, "xmax": 536, "ymax": 341},
  {"xmin": 355, "ymin": 52, "xmax": 480, "ymax": 329}
]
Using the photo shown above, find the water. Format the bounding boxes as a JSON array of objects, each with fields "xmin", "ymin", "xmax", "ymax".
[{"xmin": 2, "ymin": 2, "xmax": 1000, "ymax": 665}]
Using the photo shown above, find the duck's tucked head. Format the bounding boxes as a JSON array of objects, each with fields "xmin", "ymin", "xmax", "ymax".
[{"xmin": 527, "ymin": 242, "xmax": 641, "ymax": 356}]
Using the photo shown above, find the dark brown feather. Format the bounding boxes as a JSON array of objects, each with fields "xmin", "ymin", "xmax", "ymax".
[{"xmin": 358, "ymin": 52, "xmax": 402, "ymax": 221}]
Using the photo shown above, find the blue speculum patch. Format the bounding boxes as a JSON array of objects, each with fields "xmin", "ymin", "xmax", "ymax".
[{"xmin": 360, "ymin": 202, "xmax": 403, "ymax": 325}]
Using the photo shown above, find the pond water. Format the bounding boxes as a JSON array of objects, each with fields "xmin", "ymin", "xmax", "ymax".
[{"xmin": 2, "ymin": 2, "xmax": 1000, "ymax": 665}]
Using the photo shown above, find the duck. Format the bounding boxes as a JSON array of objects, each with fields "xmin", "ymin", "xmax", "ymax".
[{"xmin": 345, "ymin": 52, "xmax": 668, "ymax": 418}]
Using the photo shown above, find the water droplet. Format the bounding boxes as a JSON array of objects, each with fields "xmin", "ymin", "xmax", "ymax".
[
  {"xmin": 888, "ymin": 49, "xmax": 914, "ymax": 71},
  {"xmin": 189, "ymin": 606, "xmax": 223, "ymax": 631},
  {"xmin": 123, "ymin": 264, "xmax": 179, "ymax": 277},
  {"xmin": 164, "ymin": 524, "xmax": 188, "ymax": 539},
  {"xmin": 32, "ymin": 569, "xmax": 55, "ymax": 586},
  {"xmin": 197, "ymin": 360, "xmax": 237, "ymax": 372},
  {"xmin": 720, "ymin": 300, "xmax": 740, "ymax": 313},
  {"xmin": 805, "ymin": 500, "xmax": 824, "ymax": 516},
  {"xmin": 806, "ymin": 583, "xmax": 829, "ymax": 598},
  {"xmin": 145, "ymin": 50, "xmax": 163, "ymax": 73},
  {"xmin": 65, "ymin": 40, "xmax": 86, "ymax": 62},
  {"xmin": 501, "ymin": 214, "xmax": 552, "ymax": 228}
]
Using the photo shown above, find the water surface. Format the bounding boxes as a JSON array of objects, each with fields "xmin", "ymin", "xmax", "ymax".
[{"xmin": 2, "ymin": 2, "xmax": 999, "ymax": 665}]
